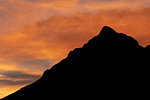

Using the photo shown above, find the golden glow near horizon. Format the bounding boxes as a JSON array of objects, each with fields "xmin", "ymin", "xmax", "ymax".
[{"xmin": 0, "ymin": 0, "xmax": 150, "ymax": 98}]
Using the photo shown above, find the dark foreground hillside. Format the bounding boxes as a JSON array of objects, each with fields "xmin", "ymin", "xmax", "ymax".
[{"xmin": 2, "ymin": 26, "xmax": 150, "ymax": 100}]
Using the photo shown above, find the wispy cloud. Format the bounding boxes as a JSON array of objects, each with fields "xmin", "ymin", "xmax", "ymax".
[
  {"xmin": 0, "ymin": 70, "xmax": 40, "ymax": 98},
  {"xmin": 0, "ymin": 79, "xmax": 33, "ymax": 85},
  {"xmin": 1, "ymin": 71, "xmax": 40, "ymax": 79},
  {"xmin": 0, "ymin": 70, "xmax": 40, "ymax": 86}
]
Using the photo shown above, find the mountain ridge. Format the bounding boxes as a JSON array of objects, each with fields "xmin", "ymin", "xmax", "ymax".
[{"xmin": 2, "ymin": 26, "xmax": 150, "ymax": 100}]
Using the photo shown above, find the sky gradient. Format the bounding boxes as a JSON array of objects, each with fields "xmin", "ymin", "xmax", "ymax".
[{"xmin": 0, "ymin": 0, "xmax": 150, "ymax": 98}]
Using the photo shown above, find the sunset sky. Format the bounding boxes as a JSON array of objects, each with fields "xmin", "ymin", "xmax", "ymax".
[{"xmin": 0, "ymin": 0, "xmax": 150, "ymax": 98}]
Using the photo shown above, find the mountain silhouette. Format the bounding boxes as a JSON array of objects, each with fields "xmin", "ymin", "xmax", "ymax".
[{"xmin": 1, "ymin": 26, "xmax": 150, "ymax": 100}]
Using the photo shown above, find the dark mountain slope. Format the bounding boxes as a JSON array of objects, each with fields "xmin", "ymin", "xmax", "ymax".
[{"xmin": 2, "ymin": 26, "xmax": 150, "ymax": 100}]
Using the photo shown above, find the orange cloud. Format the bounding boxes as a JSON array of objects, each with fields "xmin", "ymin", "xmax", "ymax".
[
  {"xmin": 1, "ymin": 7, "xmax": 150, "ymax": 72},
  {"xmin": 1, "ymin": 7, "xmax": 150, "ymax": 73},
  {"xmin": 1, "ymin": 0, "xmax": 150, "ymax": 33}
]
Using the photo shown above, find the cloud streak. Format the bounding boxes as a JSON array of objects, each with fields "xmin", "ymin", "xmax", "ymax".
[
  {"xmin": 0, "ymin": 70, "xmax": 40, "ymax": 98},
  {"xmin": 1, "ymin": 71, "xmax": 40, "ymax": 79},
  {"xmin": 0, "ymin": 79, "xmax": 33, "ymax": 86}
]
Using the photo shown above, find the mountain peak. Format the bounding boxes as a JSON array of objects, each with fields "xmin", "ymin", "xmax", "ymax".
[
  {"xmin": 2, "ymin": 26, "xmax": 150, "ymax": 100},
  {"xmin": 99, "ymin": 26, "xmax": 116, "ymax": 37}
]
